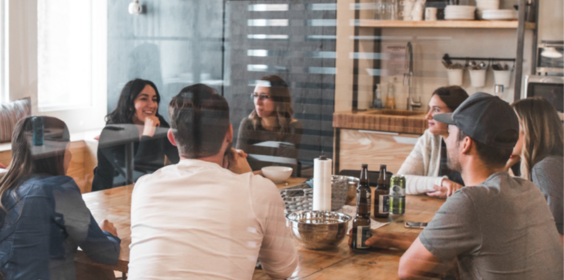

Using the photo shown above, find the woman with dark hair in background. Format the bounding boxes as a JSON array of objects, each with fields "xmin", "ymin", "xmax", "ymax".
[
  {"xmin": 236, "ymin": 75, "xmax": 303, "ymax": 173},
  {"xmin": 92, "ymin": 79, "xmax": 179, "ymax": 191},
  {"xmin": 507, "ymin": 97, "xmax": 563, "ymax": 234},
  {"xmin": 397, "ymin": 86, "xmax": 469, "ymax": 198},
  {"xmin": 0, "ymin": 116, "xmax": 120, "ymax": 279}
]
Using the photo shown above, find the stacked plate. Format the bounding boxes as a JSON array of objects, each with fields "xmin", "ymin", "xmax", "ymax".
[
  {"xmin": 445, "ymin": 5, "xmax": 476, "ymax": 20},
  {"xmin": 482, "ymin": 9, "xmax": 518, "ymax": 20},
  {"xmin": 475, "ymin": 0, "xmax": 500, "ymax": 19}
]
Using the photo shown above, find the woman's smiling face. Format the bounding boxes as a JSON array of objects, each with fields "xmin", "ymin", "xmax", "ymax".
[
  {"xmin": 426, "ymin": 94, "xmax": 452, "ymax": 136},
  {"xmin": 133, "ymin": 85, "xmax": 159, "ymax": 123}
]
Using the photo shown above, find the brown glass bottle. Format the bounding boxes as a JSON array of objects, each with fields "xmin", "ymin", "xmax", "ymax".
[
  {"xmin": 351, "ymin": 164, "xmax": 372, "ymax": 252},
  {"xmin": 373, "ymin": 164, "xmax": 390, "ymax": 218}
]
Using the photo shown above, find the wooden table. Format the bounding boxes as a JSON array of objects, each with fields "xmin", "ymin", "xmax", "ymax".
[
  {"xmin": 75, "ymin": 178, "xmax": 445, "ymax": 279},
  {"xmin": 74, "ymin": 177, "xmax": 308, "ymax": 272}
]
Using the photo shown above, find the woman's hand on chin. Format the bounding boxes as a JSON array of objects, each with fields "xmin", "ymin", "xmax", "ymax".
[{"xmin": 142, "ymin": 115, "xmax": 160, "ymax": 137}]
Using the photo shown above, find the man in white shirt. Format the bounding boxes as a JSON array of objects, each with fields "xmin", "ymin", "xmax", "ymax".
[{"xmin": 128, "ymin": 84, "xmax": 298, "ymax": 279}]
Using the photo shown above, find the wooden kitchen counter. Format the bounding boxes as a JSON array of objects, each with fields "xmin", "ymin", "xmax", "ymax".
[
  {"xmin": 333, "ymin": 109, "xmax": 427, "ymax": 134},
  {"xmin": 76, "ymin": 178, "xmax": 444, "ymax": 279}
]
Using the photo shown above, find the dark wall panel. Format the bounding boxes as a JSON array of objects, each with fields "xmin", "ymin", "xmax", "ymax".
[{"xmin": 108, "ymin": 0, "xmax": 336, "ymax": 167}]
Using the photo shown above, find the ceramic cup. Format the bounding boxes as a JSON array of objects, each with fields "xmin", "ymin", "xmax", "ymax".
[
  {"xmin": 411, "ymin": 5, "xmax": 424, "ymax": 21},
  {"xmin": 425, "ymin": 7, "xmax": 438, "ymax": 21},
  {"xmin": 447, "ymin": 69, "xmax": 464, "ymax": 86},
  {"xmin": 469, "ymin": 69, "xmax": 487, "ymax": 88},
  {"xmin": 493, "ymin": 69, "xmax": 512, "ymax": 88},
  {"xmin": 400, "ymin": 0, "xmax": 414, "ymax": 21}
]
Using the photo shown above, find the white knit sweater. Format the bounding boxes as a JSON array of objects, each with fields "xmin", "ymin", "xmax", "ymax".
[{"xmin": 397, "ymin": 129, "xmax": 447, "ymax": 194}]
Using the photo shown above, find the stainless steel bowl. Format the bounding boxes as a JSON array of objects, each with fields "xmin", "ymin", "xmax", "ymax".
[{"xmin": 285, "ymin": 211, "xmax": 351, "ymax": 250}]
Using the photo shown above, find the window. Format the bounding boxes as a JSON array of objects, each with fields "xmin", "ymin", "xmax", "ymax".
[
  {"xmin": 0, "ymin": 0, "xmax": 6, "ymax": 103},
  {"xmin": 38, "ymin": 0, "xmax": 101, "ymax": 111}
]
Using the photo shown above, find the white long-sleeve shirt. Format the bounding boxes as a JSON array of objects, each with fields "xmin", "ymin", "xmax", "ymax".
[
  {"xmin": 128, "ymin": 159, "xmax": 298, "ymax": 279},
  {"xmin": 397, "ymin": 129, "xmax": 447, "ymax": 194}
]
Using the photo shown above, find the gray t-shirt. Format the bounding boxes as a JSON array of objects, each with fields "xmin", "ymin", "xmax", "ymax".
[
  {"xmin": 419, "ymin": 172, "xmax": 563, "ymax": 280},
  {"xmin": 531, "ymin": 155, "xmax": 564, "ymax": 234}
]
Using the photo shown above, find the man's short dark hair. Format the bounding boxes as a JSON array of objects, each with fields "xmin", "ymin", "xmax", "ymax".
[
  {"xmin": 168, "ymin": 84, "xmax": 230, "ymax": 158},
  {"xmin": 458, "ymin": 129, "xmax": 518, "ymax": 168}
]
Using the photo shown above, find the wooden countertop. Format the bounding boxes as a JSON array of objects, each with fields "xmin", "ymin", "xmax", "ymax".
[
  {"xmin": 333, "ymin": 109, "xmax": 428, "ymax": 134},
  {"xmin": 76, "ymin": 178, "xmax": 444, "ymax": 279}
]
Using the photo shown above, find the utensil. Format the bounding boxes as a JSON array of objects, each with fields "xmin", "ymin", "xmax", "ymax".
[
  {"xmin": 442, "ymin": 60, "xmax": 451, "ymax": 69},
  {"xmin": 286, "ymin": 210, "xmax": 351, "ymax": 250}
]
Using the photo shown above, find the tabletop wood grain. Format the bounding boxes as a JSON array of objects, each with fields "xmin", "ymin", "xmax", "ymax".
[{"xmin": 75, "ymin": 177, "xmax": 445, "ymax": 279}]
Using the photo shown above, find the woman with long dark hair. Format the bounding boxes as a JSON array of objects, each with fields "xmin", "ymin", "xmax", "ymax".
[
  {"xmin": 92, "ymin": 79, "xmax": 179, "ymax": 191},
  {"xmin": 397, "ymin": 86, "xmax": 469, "ymax": 198},
  {"xmin": 236, "ymin": 75, "xmax": 303, "ymax": 172},
  {"xmin": 0, "ymin": 116, "xmax": 120, "ymax": 279},
  {"xmin": 508, "ymin": 97, "xmax": 563, "ymax": 234}
]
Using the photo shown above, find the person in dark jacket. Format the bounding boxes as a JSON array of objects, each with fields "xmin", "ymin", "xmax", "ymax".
[
  {"xmin": 0, "ymin": 116, "xmax": 120, "ymax": 279},
  {"xmin": 92, "ymin": 79, "xmax": 179, "ymax": 191}
]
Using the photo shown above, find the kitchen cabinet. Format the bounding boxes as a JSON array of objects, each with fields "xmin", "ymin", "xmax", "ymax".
[{"xmin": 338, "ymin": 129, "xmax": 420, "ymax": 174}]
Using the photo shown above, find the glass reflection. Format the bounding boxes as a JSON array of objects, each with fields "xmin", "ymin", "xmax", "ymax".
[
  {"xmin": 92, "ymin": 79, "xmax": 179, "ymax": 191},
  {"xmin": 0, "ymin": 117, "xmax": 120, "ymax": 279},
  {"xmin": 236, "ymin": 76, "xmax": 303, "ymax": 175}
]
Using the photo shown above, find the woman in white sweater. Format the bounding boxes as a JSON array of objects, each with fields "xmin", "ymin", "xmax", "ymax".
[{"xmin": 397, "ymin": 86, "xmax": 468, "ymax": 198}]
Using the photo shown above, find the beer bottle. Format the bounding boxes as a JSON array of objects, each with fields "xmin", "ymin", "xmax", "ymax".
[
  {"xmin": 373, "ymin": 165, "xmax": 390, "ymax": 219},
  {"xmin": 351, "ymin": 164, "xmax": 372, "ymax": 252}
]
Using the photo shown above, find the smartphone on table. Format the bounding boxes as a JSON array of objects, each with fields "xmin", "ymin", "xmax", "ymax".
[{"xmin": 404, "ymin": 221, "xmax": 428, "ymax": 229}]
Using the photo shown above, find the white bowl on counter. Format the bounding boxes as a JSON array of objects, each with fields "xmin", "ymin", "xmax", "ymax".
[{"xmin": 262, "ymin": 166, "xmax": 293, "ymax": 183}]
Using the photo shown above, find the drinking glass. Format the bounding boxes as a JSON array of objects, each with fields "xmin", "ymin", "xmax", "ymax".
[
  {"xmin": 380, "ymin": 0, "xmax": 390, "ymax": 20},
  {"xmin": 374, "ymin": 0, "xmax": 383, "ymax": 20},
  {"xmin": 389, "ymin": 0, "xmax": 399, "ymax": 20}
]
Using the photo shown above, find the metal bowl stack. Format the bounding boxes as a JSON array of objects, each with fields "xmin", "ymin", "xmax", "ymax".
[
  {"xmin": 280, "ymin": 188, "xmax": 313, "ymax": 213},
  {"xmin": 330, "ymin": 176, "xmax": 348, "ymax": 210},
  {"xmin": 286, "ymin": 210, "xmax": 351, "ymax": 250},
  {"xmin": 280, "ymin": 176, "xmax": 350, "ymax": 212}
]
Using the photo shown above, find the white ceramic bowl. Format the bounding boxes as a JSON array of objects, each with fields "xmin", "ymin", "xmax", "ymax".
[{"xmin": 262, "ymin": 166, "xmax": 293, "ymax": 183}]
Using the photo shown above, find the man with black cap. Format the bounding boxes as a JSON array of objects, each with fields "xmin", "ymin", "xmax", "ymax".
[{"xmin": 358, "ymin": 93, "xmax": 563, "ymax": 279}]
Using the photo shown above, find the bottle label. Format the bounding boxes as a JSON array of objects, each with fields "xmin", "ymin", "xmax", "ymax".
[
  {"xmin": 356, "ymin": 226, "xmax": 372, "ymax": 249},
  {"xmin": 378, "ymin": 195, "xmax": 390, "ymax": 213},
  {"xmin": 390, "ymin": 195, "xmax": 406, "ymax": 215}
]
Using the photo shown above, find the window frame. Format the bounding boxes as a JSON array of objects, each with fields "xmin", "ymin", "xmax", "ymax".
[{"xmin": 0, "ymin": 0, "xmax": 7, "ymax": 104}]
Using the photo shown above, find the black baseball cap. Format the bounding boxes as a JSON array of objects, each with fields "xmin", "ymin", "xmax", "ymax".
[{"xmin": 433, "ymin": 92, "xmax": 519, "ymax": 149}]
